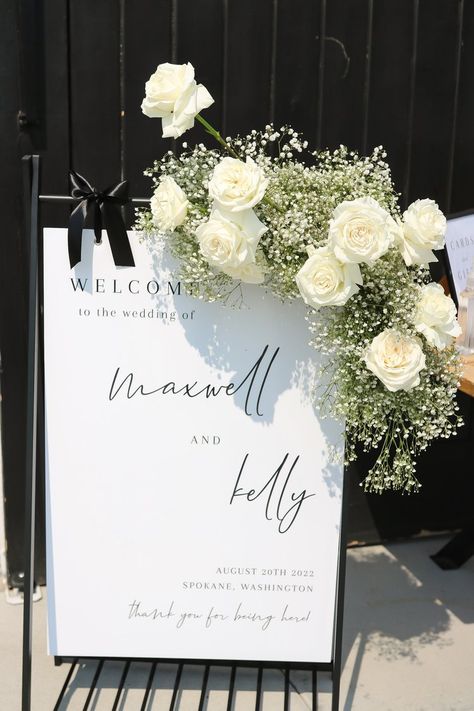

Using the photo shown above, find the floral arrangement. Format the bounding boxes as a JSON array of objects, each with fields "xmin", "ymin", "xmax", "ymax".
[{"xmin": 136, "ymin": 62, "xmax": 463, "ymax": 494}]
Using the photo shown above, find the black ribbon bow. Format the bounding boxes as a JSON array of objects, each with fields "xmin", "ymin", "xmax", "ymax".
[{"xmin": 68, "ymin": 171, "xmax": 135, "ymax": 269}]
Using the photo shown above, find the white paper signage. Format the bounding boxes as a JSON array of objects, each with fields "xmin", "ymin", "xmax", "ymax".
[
  {"xmin": 445, "ymin": 213, "xmax": 474, "ymax": 300},
  {"xmin": 43, "ymin": 228, "xmax": 344, "ymax": 663}
]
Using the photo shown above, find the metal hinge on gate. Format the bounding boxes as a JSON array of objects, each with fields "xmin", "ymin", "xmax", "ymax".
[{"xmin": 17, "ymin": 110, "xmax": 37, "ymax": 130}]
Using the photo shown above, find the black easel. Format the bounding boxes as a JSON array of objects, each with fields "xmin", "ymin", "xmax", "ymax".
[{"xmin": 20, "ymin": 153, "xmax": 348, "ymax": 711}]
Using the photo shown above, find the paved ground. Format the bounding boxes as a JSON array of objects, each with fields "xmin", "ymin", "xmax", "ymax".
[{"xmin": 1, "ymin": 536, "xmax": 474, "ymax": 711}]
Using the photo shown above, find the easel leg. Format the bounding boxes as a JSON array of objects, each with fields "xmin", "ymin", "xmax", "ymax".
[
  {"xmin": 21, "ymin": 154, "xmax": 40, "ymax": 711},
  {"xmin": 332, "ymin": 468, "xmax": 349, "ymax": 711}
]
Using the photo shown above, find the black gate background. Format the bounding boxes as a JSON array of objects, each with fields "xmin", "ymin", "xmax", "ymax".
[{"xmin": 1, "ymin": 0, "xmax": 474, "ymax": 585}]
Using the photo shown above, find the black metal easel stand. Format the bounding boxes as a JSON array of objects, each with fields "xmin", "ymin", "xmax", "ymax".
[
  {"xmin": 21, "ymin": 153, "xmax": 40, "ymax": 711},
  {"xmin": 20, "ymin": 153, "xmax": 348, "ymax": 711}
]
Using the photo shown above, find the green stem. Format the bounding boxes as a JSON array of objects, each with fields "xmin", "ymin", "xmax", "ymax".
[{"xmin": 195, "ymin": 114, "xmax": 240, "ymax": 159}]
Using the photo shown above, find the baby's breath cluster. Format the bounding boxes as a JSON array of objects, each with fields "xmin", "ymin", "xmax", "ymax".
[
  {"xmin": 309, "ymin": 251, "xmax": 462, "ymax": 492},
  {"xmin": 258, "ymin": 144, "xmax": 399, "ymax": 299},
  {"xmin": 135, "ymin": 124, "xmax": 462, "ymax": 494},
  {"xmin": 136, "ymin": 144, "xmax": 234, "ymax": 300}
]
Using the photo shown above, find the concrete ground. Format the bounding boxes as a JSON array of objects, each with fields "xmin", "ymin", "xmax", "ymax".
[{"xmin": 1, "ymin": 536, "xmax": 474, "ymax": 711}]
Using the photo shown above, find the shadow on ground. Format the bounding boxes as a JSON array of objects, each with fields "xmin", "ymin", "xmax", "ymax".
[{"xmin": 340, "ymin": 539, "xmax": 474, "ymax": 711}]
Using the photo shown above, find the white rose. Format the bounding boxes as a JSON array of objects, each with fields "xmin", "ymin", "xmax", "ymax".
[
  {"xmin": 328, "ymin": 197, "xmax": 394, "ymax": 264},
  {"xmin": 141, "ymin": 62, "xmax": 214, "ymax": 139},
  {"xmin": 414, "ymin": 282, "xmax": 461, "ymax": 349},
  {"xmin": 295, "ymin": 245, "xmax": 363, "ymax": 310},
  {"xmin": 208, "ymin": 157, "xmax": 268, "ymax": 212},
  {"xmin": 223, "ymin": 261, "xmax": 265, "ymax": 284},
  {"xmin": 398, "ymin": 199, "xmax": 447, "ymax": 266},
  {"xmin": 150, "ymin": 177, "xmax": 189, "ymax": 231},
  {"xmin": 196, "ymin": 207, "xmax": 267, "ymax": 276},
  {"xmin": 364, "ymin": 330, "xmax": 426, "ymax": 392}
]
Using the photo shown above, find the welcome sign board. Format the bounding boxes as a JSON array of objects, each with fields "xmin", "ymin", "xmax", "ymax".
[
  {"xmin": 445, "ymin": 212, "xmax": 474, "ymax": 301},
  {"xmin": 43, "ymin": 228, "xmax": 344, "ymax": 663}
]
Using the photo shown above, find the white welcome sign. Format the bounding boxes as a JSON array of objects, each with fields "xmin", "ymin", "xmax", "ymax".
[{"xmin": 43, "ymin": 228, "xmax": 344, "ymax": 663}]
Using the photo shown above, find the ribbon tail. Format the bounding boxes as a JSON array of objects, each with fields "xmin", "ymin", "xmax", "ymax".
[
  {"xmin": 101, "ymin": 202, "xmax": 135, "ymax": 267},
  {"xmin": 68, "ymin": 199, "xmax": 89, "ymax": 268},
  {"xmin": 93, "ymin": 201, "xmax": 103, "ymax": 244}
]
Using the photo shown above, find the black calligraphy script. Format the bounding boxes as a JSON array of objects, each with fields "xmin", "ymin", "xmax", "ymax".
[{"xmin": 108, "ymin": 345, "xmax": 279, "ymax": 417}]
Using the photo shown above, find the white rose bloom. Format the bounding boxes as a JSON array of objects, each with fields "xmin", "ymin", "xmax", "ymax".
[
  {"xmin": 223, "ymin": 261, "xmax": 265, "ymax": 284},
  {"xmin": 364, "ymin": 330, "xmax": 426, "ymax": 392},
  {"xmin": 414, "ymin": 282, "xmax": 461, "ymax": 349},
  {"xmin": 295, "ymin": 245, "xmax": 363, "ymax": 310},
  {"xmin": 150, "ymin": 176, "xmax": 189, "ymax": 231},
  {"xmin": 141, "ymin": 62, "xmax": 214, "ymax": 139},
  {"xmin": 398, "ymin": 199, "xmax": 447, "ymax": 266},
  {"xmin": 196, "ymin": 208, "xmax": 267, "ymax": 281},
  {"xmin": 208, "ymin": 156, "xmax": 268, "ymax": 212},
  {"xmin": 328, "ymin": 197, "xmax": 394, "ymax": 264}
]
